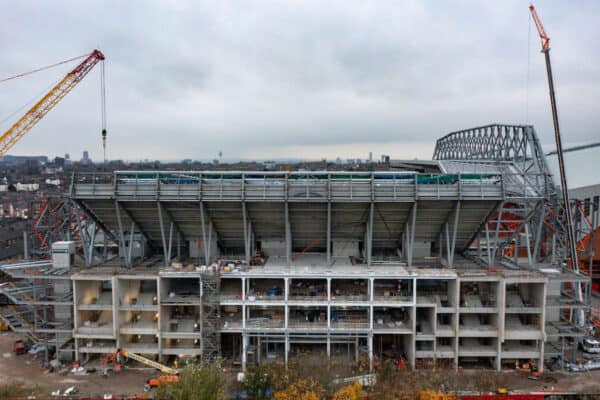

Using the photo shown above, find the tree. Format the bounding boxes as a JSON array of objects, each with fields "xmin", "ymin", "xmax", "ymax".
[
  {"xmin": 332, "ymin": 381, "xmax": 365, "ymax": 400},
  {"xmin": 273, "ymin": 379, "xmax": 325, "ymax": 400},
  {"xmin": 242, "ymin": 364, "xmax": 273, "ymax": 400},
  {"xmin": 156, "ymin": 364, "xmax": 225, "ymax": 400}
]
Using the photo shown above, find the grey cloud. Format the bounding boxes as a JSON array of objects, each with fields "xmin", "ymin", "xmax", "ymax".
[{"xmin": 0, "ymin": 0, "xmax": 598, "ymax": 189}]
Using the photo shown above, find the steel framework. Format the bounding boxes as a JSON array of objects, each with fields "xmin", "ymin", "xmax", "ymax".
[{"xmin": 434, "ymin": 124, "xmax": 587, "ymax": 331}]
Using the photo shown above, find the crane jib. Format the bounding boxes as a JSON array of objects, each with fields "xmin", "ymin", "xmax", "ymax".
[{"xmin": 0, "ymin": 49, "xmax": 106, "ymax": 158}]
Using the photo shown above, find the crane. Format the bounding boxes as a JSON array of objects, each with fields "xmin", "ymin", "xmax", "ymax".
[
  {"xmin": 112, "ymin": 348, "xmax": 179, "ymax": 375},
  {"xmin": 0, "ymin": 49, "xmax": 106, "ymax": 158},
  {"xmin": 529, "ymin": 5, "xmax": 579, "ymax": 272}
]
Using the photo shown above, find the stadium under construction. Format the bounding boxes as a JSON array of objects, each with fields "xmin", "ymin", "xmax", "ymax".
[{"xmin": 0, "ymin": 124, "xmax": 593, "ymax": 372}]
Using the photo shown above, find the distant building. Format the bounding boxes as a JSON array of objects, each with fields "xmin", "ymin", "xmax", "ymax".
[
  {"xmin": 0, "ymin": 218, "xmax": 31, "ymax": 260},
  {"xmin": 368, "ymin": 152, "xmax": 373, "ymax": 162},
  {"xmin": 0, "ymin": 155, "xmax": 48, "ymax": 165},
  {"xmin": 45, "ymin": 178, "xmax": 61, "ymax": 186},
  {"xmin": 81, "ymin": 151, "xmax": 90, "ymax": 163},
  {"xmin": 262, "ymin": 161, "xmax": 277, "ymax": 170}
]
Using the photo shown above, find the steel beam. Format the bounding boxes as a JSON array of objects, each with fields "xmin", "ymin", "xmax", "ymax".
[
  {"xmin": 114, "ymin": 200, "xmax": 129, "ymax": 267},
  {"xmin": 157, "ymin": 202, "xmax": 169, "ymax": 267}
]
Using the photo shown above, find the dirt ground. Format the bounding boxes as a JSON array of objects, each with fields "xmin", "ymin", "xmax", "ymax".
[
  {"xmin": 0, "ymin": 332, "xmax": 154, "ymax": 398},
  {"xmin": 2, "ymin": 331, "xmax": 600, "ymax": 397}
]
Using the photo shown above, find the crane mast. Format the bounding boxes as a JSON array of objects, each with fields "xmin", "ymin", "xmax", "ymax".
[
  {"xmin": 0, "ymin": 49, "xmax": 105, "ymax": 157},
  {"xmin": 529, "ymin": 5, "xmax": 579, "ymax": 273}
]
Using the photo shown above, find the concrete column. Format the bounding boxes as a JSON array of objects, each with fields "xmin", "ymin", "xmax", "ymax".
[
  {"xmin": 369, "ymin": 278, "xmax": 374, "ymax": 302},
  {"xmin": 242, "ymin": 278, "xmax": 247, "ymax": 330},
  {"xmin": 257, "ymin": 337, "xmax": 261, "ymax": 364},
  {"xmin": 410, "ymin": 306, "xmax": 416, "ymax": 369},
  {"xmin": 496, "ymin": 279, "xmax": 506, "ymax": 371},
  {"xmin": 156, "ymin": 277, "xmax": 161, "ymax": 360},
  {"xmin": 327, "ymin": 278, "xmax": 332, "ymax": 330},
  {"xmin": 453, "ymin": 278, "xmax": 460, "ymax": 369},
  {"xmin": 242, "ymin": 333, "xmax": 248, "ymax": 371},
  {"xmin": 242, "ymin": 277, "xmax": 246, "ymax": 301},
  {"xmin": 539, "ymin": 280, "xmax": 548, "ymax": 372},
  {"xmin": 413, "ymin": 278, "xmax": 417, "ymax": 305},
  {"xmin": 327, "ymin": 202, "xmax": 332, "ymax": 264},
  {"xmin": 285, "ymin": 334, "xmax": 289, "ymax": 367},
  {"xmin": 112, "ymin": 277, "xmax": 119, "ymax": 341},
  {"xmin": 355, "ymin": 337, "xmax": 359, "ymax": 362},
  {"xmin": 327, "ymin": 334, "xmax": 331, "ymax": 357},
  {"xmin": 72, "ymin": 280, "xmax": 79, "ymax": 361},
  {"xmin": 368, "ymin": 333, "xmax": 373, "ymax": 372}
]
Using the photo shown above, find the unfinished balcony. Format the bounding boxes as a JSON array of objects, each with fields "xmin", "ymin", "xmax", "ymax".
[
  {"xmin": 288, "ymin": 279, "xmax": 327, "ymax": 302},
  {"xmin": 458, "ymin": 337, "xmax": 497, "ymax": 358},
  {"xmin": 246, "ymin": 306, "xmax": 285, "ymax": 330},
  {"xmin": 505, "ymin": 282, "xmax": 544, "ymax": 314},
  {"xmin": 246, "ymin": 278, "xmax": 285, "ymax": 303},
  {"xmin": 119, "ymin": 334, "xmax": 159, "ymax": 354},
  {"xmin": 373, "ymin": 333, "xmax": 411, "ymax": 362},
  {"xmin": 373, "ymin": 307, "xmax": 411, "ymax": 333},
  {"xmin": 161, "ymin": 338, "xmax": 202, "ymax": 357},
  {"xmin": 415, "ymin": 340, "xmax": 434, "ymax": 359},
  {"xmin": 373, "ymin": 279, "xmax": 413, "ymax": 304},
  {"xmin": 459, "ymin": 314, "xmax": 498, "ymax": 337},
  {"xmin": 504, "ymin": 314, "xmax": 543, "ymax": 340},
  {"xmin": 77, "ymin": 338, "xmax": 117, "ymax": 354},
  {"xmin": 501, "ymin": 340, "xmax": 541, "ymax": 360},
  {"xmin": 436, "ymin": 313, "xmax": 455, "ymax": 337},
  {"xmin": 220, "ymin": 278, "xmax": 243, "ymax": 303},
  {"xmin": 330, "ymin": 307, "xmax": 369, "ymax": 330},
  {"xmin": 118, "ymin": 279, "xmax": 158, "ymax": 311},
  {"xmin": 330, "ymin": 279, "xmax": 368, "ymax": 303},
  {"xmin": 416, "ymin": 307, "xmax": 435, "ymax": 339},
  {"xmin": 221, "ymin": 305, "xmax": 243, "ymax": 331},
  {"xmin": 160, "ymin": 277, "xmax": 201, "ymax": 305},
  {"xmin": 416, "ymin": 279, "xmax": 455, "ymax": 311},
  {"xmin": 161, "ymin": 305, "xmax": 201, "ymax": 338},
  {"xmin": 120, "ymin": 311, "xmax": 159, "ymax": 335},
  {"xmin": 76, "ymin": 280, "xmax": 113, "ymax": 311},
  {"xmin": 436, "ymin": 337, "xmax": 456, "ymax": 358},
  {"xmin": 459, "ymin": 281, "xmax": 498, "ymax": 313},
  {"xmin": 288, "ymin": 306, "xmax": 326, "ymax": 330},
  {"xmin": 76, "ymin": 310, "xmax": 114, "ymax": 338}
]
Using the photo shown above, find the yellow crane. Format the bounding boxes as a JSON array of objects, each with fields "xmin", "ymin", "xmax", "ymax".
[
  {"xmin": 115, "ymin": 348, "xmax": 179, "ymax": 375},
  {"xmin": 0, "ymin": 49, "xmax": 106, "ymax": 158}
]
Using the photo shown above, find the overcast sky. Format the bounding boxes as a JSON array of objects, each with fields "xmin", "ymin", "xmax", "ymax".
[{"xmin": 0, "ymin": 0, "xmax": 598, "ymax": 187}]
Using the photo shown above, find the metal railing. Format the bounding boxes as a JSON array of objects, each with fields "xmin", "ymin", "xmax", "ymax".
[{"xmin": 68, "ymin": 171, "xmax": 547, "ymax": 202}]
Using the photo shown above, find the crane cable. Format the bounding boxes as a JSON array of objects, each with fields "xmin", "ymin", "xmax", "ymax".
[
  {"xmin": 0, "ymin": 77, "xmax": 62, "ymax": 127},
  {"xmin": 0, "ymin": 53, "xmax": 89, "ymax": 84},
  {"xmin": 525, "ymin": 8, "xmax": 532, "ymax": 123},
  {"xmin": 100, "ymin": 60, "xmax": 107, "ymax": 168}
]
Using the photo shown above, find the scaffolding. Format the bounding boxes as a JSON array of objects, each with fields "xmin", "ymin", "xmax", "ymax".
[
  {"xmin": 0, "ymin": 261, "xmax": 74, "ymax": 364},
  {"xmin": 201, "ymin": 272, "xmax": 221, "ymax": 363}
]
